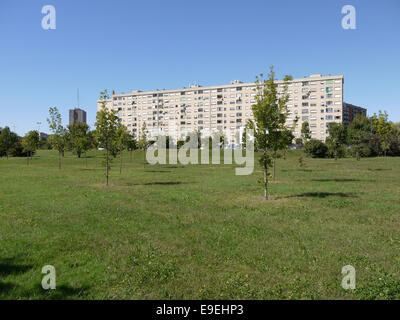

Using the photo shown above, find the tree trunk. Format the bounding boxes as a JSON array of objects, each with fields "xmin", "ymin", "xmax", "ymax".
[
  {"xmin": 106, "ymin": 148, "xmax": 109, "ymax": 186},
  {"xmin": 273, "ymin": 155, "xmax": 276, "ymax": 181},
  {"xmin": 120, "ymin": 150, "xmax": 123, "ymax": 174},
  {"xmin": 264, "ymin": 164, "xmax": 268, "ymax": 200},
  {"xmin": 356, "ymin": 150, "xmax": 360, "ymax": 161}
]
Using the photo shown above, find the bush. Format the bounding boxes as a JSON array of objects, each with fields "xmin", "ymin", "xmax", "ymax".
[
  {"xmin": 10, "ymin": 140, "xmax": 32, "ymax": 157},
  {"xmin": 388, "ymin": 134, "xmax": 400, "ymax": 156},
  {"xmin": 304, "ymin": 139, "xmax": 328, "ymax": 158},
  {"xmin": 325, "ymin": 137, "xmax": 347, "ymax": 159}
]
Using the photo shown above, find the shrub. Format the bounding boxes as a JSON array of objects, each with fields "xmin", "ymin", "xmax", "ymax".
[
  {"xmin": 304, "ymin": 139, "xmax": 328, "ymax": 158},
  {"xmin": 10, "ymin": 140, "xmax": 32, "ymax": 157},
  {"xmin": 326, "ymin": 137, "xmax": 347, "ymax": 159}
]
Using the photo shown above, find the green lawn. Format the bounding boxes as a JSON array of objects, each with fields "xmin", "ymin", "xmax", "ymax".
[{"xmin": 1, "ymin": 149, "xmax": 400, "ymax": 299}]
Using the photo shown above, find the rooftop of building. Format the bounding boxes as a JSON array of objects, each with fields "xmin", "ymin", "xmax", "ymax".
[{"xmin": 109, "ymin": 74, "xmax": 344, "ymax": 98}]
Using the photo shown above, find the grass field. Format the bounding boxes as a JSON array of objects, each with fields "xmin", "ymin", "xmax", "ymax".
[{"xmin": 1, "ymin": 149, "xmax": 400, "ymax": 300}]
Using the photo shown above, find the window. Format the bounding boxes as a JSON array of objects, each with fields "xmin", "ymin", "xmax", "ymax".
[{"xmin": 302, "ymin": 109, "xmax": 309, "ymax": 114}]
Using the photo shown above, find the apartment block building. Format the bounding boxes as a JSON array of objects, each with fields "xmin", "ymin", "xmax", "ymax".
[
  {"xmin": 97, "ymin": 74, "xmax": 366, "ymax": 144},
  {"xmin": 342, "ymin": 102, "xmax": 367, "ymax": 125}
]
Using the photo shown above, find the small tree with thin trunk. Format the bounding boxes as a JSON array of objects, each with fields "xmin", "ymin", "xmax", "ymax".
[
  {"xmin": 116, "ymin": 124, "xmax": 130, "ymax": 174},
  {"xmin": 301, "ymin": 121, "xmax": 311, "ymax": 144},
  {"xmin": 326, "ymin": 123, "xmax": 347, "ymax": 160},
  {"xmin": 22, "ymin": 130, "xmax": 39, "ymax": 165},
  {"xmin": 127, "ymin": 133, "xmax": 137, "ymax": 161},
  {"xmin": 67, "ymin": 122, "xmax": 91, "ymax": 158},
  {"xmin": 94, "ymin": 90, "xmax": 120, "ymax": 186},
  {"xmin": 247, "ymin": 66, "xmax": 291, "ymax": 200},
  {"xmin": 47, "ymin": 107, "xmax": 68, "ymax": 169},
  {"xmin": 138, "ymin": 122, "xmax": 149, "ymax": 167}
]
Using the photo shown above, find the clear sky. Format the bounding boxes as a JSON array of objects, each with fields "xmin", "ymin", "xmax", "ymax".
[{"xmin": 0, "ymin": 0, "xmax": 399, "ymax": 135}]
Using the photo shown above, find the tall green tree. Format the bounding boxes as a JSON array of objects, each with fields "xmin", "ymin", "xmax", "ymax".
[
  {"xmin": 22, "ymin": 131, "xmax": 39, "ymax": 165},
  {"xmin": 372, "ymin": 111, "xmax": 393, "ymax": 157},
  {"xmin": 326, "ymin": 123, "xmax": 347, "ymax": 160},
  {"xmin": 94, "ymin": 90, "xmax": 120, "ymax": 186},
  {"xmin": 47, "ymin": 107, "xmax": 68, "ymax": 169},
  {"xmin": 247, "ymin": 66, "xmax": 291, "ymax": 200},
  {"xmin": 347, "ymin": 114, "xmax": 373, "ymax": 160},
  {"xmin": 0, "ymin": 126, "xmax": 18, "ymax": 159},
  {"xmin": 67, "ymin": 122, "xmax": 92, "ymax": 158}
]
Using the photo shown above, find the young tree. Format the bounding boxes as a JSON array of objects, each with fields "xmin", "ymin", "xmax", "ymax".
[
  {"xmin": 372, "ymin": 111, "xmax": 393, "ymax": 157},
  {"xmin": 67, "ymin": 122, "xmax": 91, "ymax": 158},
  {"xmin": 95, "ymin": 90, "xmax": 120, "ymax": 186},
  {"xmin": 326, "ymin": 123, "xmax": 347, "ymax": 160},
  {"xmin": 0, "ymin": 126, "xmax": 18, "ymax": 159},
  {"xmin": 301, "ymin": 121, "xmax": 311, "ymax": 143},
  {"xmin": 22, "ymin": 131, "xmax": 39, "ymax": 165},
  {"xmin": 47, "ymin": 107, "xmax": 68, "ymax": 169},
  {"xmin": 347, "ymin": 114, "xmax": 373, "ymax": 160},
  {"xmin": 116, "ymin": 124, "xmax": 130, "ymax": 174},
  {"xmin": 247, "ymin": 66, "xmax": 291, "ymax": 200},
  {"xmin": 126, "ymin": 133, "xmax": 137, "ymax": 161},
  {"xmin": 138, "ymin": 122, "xmax": 149, "ymax": 166}
]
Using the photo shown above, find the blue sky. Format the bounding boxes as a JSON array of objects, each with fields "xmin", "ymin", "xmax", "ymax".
[{"xmin": 0, "ymin": 0, "xmax": 399, "ymax": 135}]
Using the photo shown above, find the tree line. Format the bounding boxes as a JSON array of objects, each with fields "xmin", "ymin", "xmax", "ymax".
[{"xmin": 300, "ymin": 112, "xmax": 400, "ymax": 159}]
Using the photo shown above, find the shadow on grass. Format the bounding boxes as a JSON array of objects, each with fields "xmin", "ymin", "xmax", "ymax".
[
  {"xmin": 0, "ymin": 257, "xmax": 33, "ymax": 295},
  {"xmin": 368, "ymin": 168, "xmax": 392, "ymax": 171},
  {"xmin": 160, "ymin": 165, "xmax": 185, "ymax": 169},
  {"xmin": 0, "ymin": 258, "xmax": 33, "ymax": 276},
  {"xmin": 282, "ymin": 169, "xmax": 314, "ymax": 172},
  {"xmin": 311, "ymin": 178, "xmax": 361, "ymax": 182},
  {"xmin": 0, "ymin": 257, "xmax": 89, "ymax": 299},
  {"xmin": 145, "ymin": 170, "xmax": 172, "ymax": 173},
  {"xmin": 30, "ymin": 284, "xmax": 90, "ymax": 299},
  {"xmin": 144, "ymin": 181, "xmax": 185, "ymax": 186},
  {"xmin": 279, "ymin": 192, "xmax": 357, "ymax": 199},
  {"xmin": 124, "ymin": 181, "xmax": 187, "ymax": 186},
  {"xmin": 0, "ymin": 282, "xmax": 14, "ymax": 294}
]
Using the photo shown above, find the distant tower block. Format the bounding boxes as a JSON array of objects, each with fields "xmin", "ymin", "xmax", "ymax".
[{"xmin": 69, "ymin": 108, "xmax": 87, "ymax": 126}]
